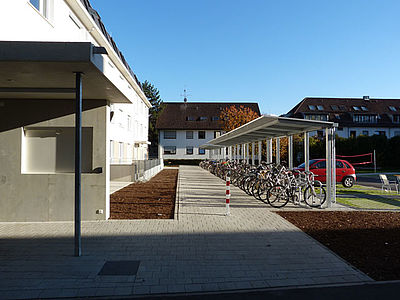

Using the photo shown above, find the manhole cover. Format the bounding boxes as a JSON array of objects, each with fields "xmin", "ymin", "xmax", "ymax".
[{"xmin": 98, "ymin": 260, "xmax": 140, "ymax": 276}]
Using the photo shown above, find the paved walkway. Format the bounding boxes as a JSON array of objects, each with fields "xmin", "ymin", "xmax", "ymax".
[{"xmin": 0, "ymin": 166, "xmax": 371, "ymax": 299}]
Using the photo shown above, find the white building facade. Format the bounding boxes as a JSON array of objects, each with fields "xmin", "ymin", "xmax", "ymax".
[
  {"xmin": 0, "ymin": 0, "xmax": 153, "ymax": 222},
  {"xmin": 156, "ymin": 102, "xmax": 260, "ymax": 161}
]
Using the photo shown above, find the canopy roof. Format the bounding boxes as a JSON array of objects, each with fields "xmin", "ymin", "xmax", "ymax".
[
  {"xmin": 201, "ymin": 115, "xmax": 336, "ymax": 148},
  {"xmin": 0, "ymin": 41, "xmax": 131, "ymax": 103}
]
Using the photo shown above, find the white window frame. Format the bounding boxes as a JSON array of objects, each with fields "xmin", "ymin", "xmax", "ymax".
[
  {"xmin": 164, "ymin": 146, "xmax": 176, "ymax": 155},
  {"xmin": 164, "ymin": 131, "xmax": 176, "ymax": 139},
  {"xmin": 186, "ymin": 131, "xmax": 193, "ymax": 139},
  {"xmin": 29, "ymin": 0, "xmax": 52, "ymax": 20}
]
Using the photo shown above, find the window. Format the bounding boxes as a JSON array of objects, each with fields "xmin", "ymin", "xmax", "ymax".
[
  {"xmin": 308, "ymin": 105, "xmax": 316, "ymax": 110},
  {"xmin": 186, "ymin": 131, "xmax": 193, "ymax": 139},
  {"xmin": 164, "ymin": 146, "xmax": 176, "ymax": 155},
  {"xmin": 389, "ymin": 106, "xmax": 397, "ymax": 112},
  {"xmin": 199, "ymin": 148, "xmax": 205, "ymax": 155},
  {"xmin": 375, "ymin": 131, "xmax": 386, "ymax": 136},
  {"xmin": 353, "ymin": 106, "xmax": 360, "ymax": 111},
  {"xmin": 127, "ymin": 115, "xmax": 132, "ymax": 131},
  {"xmin": 119, "ymin": 142, "xmax": 124, "ymax": 160},
  {"xmin": 343, "ymin": 162, "xmax": 351, "ymax": 168},
  {"xmin": 392, "ymin": 115, "xmax": 400, "ymax": 123},
  {"xmin": 334, "ymin": 114, "xmax": 341, "ymax": 120},
  {"xmin": 362, "ymin": 130, "xmax": 369, "ymax": 136},
  {"xmin": 164, "ymin": 131, "xmax": 176, "ymax": 139},
  {"xmin": 110, "ymin": 140, "xmax": 114, "ymax": 160},
  {"xmin": 211, "ymin": 116, "xmax": 219, "ymax": 121},
  {"xmin": 304, "ymin": 114, "xmax": 328, "ymax": 121},
  {"xmin": 317, "ymin": 105, "xmax": 324, "ymax": 111},
  {"xmin": 353, "ymin": 114, "xmax": 378, "ymax": 123},
  {"xmin": 336, "ymin": 161, "xmax": 344, "ymax": 168},
  {"xmin": 214, "ymin": 131, "xmax": 221, "ymax": 138},
  {"xmin": 313, "ymin": 161, "xmax": 326, "ymax": 169},
  {"xmin": 198, "ymin": 131, "xmax": 206, "ymax": 139},
  {"xmin": 361, "ymin": 106, "xmax": 368, "ymax": 111},
  {"xmin": 186, "ymin": 146, "xmax": 193, "ymax": 155},
  {"xmin": 331, "ymin": 105, "xmax": 339, "ymax": 111},
  {"xmin": 339, "ymin": 105, "xmax": 347, "ymax": 111},
  {"xmin": 199, "ymin": 116, "xmax": 207, "ymax": 121},
  {"xmin": 29, "ymin": 0, "xmax": 51, "ymax": 19},
  {"xmin": 186, "ymin": 116, "xmax": 195, "ymax": 121}
]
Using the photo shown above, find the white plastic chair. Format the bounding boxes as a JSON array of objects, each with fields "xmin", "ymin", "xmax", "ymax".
[{"xmin": 379, "ymin": 174, "xmax": 398, "ymax": 193}]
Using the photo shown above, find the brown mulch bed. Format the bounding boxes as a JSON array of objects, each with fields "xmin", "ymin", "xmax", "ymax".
[
  {"xmin": 276, "ymin": 211, "xmax": 400, "ymax": 281},
  {"xmin": 110, "ymin": 169, "xmax": 178, "ymax": 219}
]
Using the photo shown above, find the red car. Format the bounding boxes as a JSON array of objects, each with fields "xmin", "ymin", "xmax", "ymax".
[{"xmin": 296, "ymin": 159, "xmax": 356, "ymax": 187}]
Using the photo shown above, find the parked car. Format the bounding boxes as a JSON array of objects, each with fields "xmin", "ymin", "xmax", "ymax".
[{"xmin": 295, "ymin": 159, "xmax": 356, "ymax": 188}]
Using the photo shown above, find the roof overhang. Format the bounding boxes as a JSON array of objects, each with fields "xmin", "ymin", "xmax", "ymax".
[
  {"xmin": 202, "ymin": 114, "xmax": 336, "ymax": 148},
  {"xmin": 0, "ymin": 41, "xmax": 131, "ymax": 103}
]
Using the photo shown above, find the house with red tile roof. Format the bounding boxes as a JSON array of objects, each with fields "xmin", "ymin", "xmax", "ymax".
[
  {"xmin": 156, "ymin": 102, "xmax": 260, "ymax": 160},
  {"xmin": 285, "ymin": 96, "xmax": 400, "ymax": 138}
]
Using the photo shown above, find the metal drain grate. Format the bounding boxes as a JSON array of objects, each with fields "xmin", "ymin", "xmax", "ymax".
[{"xmin": 98, "ymin": 260, "xmax": 140, "ymax": 276}]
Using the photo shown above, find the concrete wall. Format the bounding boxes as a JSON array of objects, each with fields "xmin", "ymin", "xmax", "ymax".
[
  {"xmin": 0, "ymin": 99, "xmax": 109, "ymax": 222},
  {"xmin": 159, "ymin": 130, "xmax": 218, "ymax": 160}
]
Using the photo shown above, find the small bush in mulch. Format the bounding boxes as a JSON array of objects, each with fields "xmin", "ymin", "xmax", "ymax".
[
  {"xmin": 276, "ymin": 211, "xmax": 400, "ymax": 281},
  {"xmin": 110, "ymin": 169, "xmax": 178, "ymax": 219}
]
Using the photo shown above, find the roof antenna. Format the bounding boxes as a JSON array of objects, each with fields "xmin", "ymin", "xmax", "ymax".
[{"xmin": 181, "ymin": 87, "xmax": 190, "ymax": 103}]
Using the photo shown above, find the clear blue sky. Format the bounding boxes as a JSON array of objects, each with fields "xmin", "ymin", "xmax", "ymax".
[{"xmin": 92, "ymin": 0, "xmax": 400, "ymax": 115}]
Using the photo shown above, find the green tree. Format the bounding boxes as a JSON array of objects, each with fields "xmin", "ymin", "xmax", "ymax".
[{"xmin": 142, "ymin": 80, "xmax": 164, "ymax": 158}]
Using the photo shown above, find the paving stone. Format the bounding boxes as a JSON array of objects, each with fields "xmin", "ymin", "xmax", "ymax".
[{"xmin": 0, "ymin": 166, "xmax": 372, "ymax": 299}]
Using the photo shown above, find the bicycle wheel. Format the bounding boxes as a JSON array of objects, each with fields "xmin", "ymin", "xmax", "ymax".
[
  {"xmin": 267, "ymin": 185, "xmax": 290, "ymax": 208},
  {"xmin": 304, "ymin": 184, "xmax": 326, "ymax": 207}
]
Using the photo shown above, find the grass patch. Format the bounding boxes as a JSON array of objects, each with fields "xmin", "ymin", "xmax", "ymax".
[{"xmin": 336, "ymin": 184, "xmax": 400, "ymax": 209}]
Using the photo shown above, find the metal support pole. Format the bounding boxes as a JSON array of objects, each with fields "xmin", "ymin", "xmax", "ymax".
[
  {"xmin": 374, "ymin": 150, "xmax": 376, "ymax": 173},
  {"xmin": 74, "ymin": 72, "xmax": 82, "ymax": 257},
  {"xmin": 276, "ymin": 138, "xmax": 280, "ymax": 165},
  {"xmin": 246, "ymin": 143, "xmax": 249, "ymax": 164},
  {"xmin": 268, "ymin": 139, "xmax": 273, "ymax": 163},
  {"xmin": 251, "ymin": 142, "xmax": 255, "ymax": 165},
  {"xmin": 304, "ymin": 132, "xmax": 309, "ymax": 172},
  {"xmin": 326, "ymin": 128, "xmax": 332, "ymax": 208},
  {"xmin": 288, "ymin": 135, "xmax": 293, "ymax": 169},
  {"xmin": 258, "ymin": 141, "xmax": 262, "ymax": 165}
]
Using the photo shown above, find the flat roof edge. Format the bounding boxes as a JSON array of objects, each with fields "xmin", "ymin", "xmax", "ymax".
[{"xmin": 0, "ymin": 41, "xmax": 93, "ymax": 62}]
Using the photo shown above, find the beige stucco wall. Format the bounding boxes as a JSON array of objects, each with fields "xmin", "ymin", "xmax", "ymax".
[{"xmin": 0, "ymin": 99, "xmax": 109, "ymax": 222}]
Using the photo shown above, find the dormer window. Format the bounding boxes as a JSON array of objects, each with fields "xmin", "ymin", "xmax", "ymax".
[
  {"xmin": 389, "ymin": 106, "xmax": 397, "ymax": 112},
  {"xmin": 304, "ymin": 114, "xmax": 328, "ymax": 121},
  {"xmin": 317, "ymin": 105, "xmax": 324, "ymax": 111},
  {"xmin": 186, "ymin": 116, "xmax": 195, "ymax": 121},
  {"xmin": 361, "ymin": 106, "xmax": 368, "ymax": 111},
  {"xmin": 331, "ymin": 105, "xmax": 339, "ymax": 111},
  {"xmin": 353, "ymin": 106, "xmax": 360, "ymax": 111},
  {"xmin": 199, "ymin": 116, "xmax": 207, "ymax": 121},
  {"xmin": 308, "ymin": 105, "xmax": 316, "ymax": 110},
  {"xmin": 353, "ymin": 114, "xmax": 378, "ymax": 123},
  {"xmin": 339, "ymin": 105, "xmax": 346, "ymax": 111},
  {"xmin": 211, "ymin": 116, "xmax": 219, "ymax": 121}
]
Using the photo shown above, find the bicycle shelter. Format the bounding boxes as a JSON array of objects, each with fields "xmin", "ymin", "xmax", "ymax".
[{"xmin": 201, "ymin": 115, "xmax": 337, "ymax": 207}]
